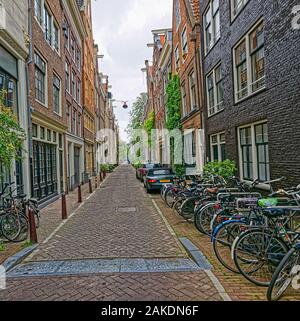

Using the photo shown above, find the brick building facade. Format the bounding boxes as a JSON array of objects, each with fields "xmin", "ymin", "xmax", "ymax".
[
  {"xmin": 172, "ymin": 0, "xmax": 205, "ymax": 174},
  {"xmin": 200, "ymin": 0, "xmax": 300, "ymax": 187},
  {"xmin": 29, "ymin": 0, "xmax": 67, "ymax": 202}
]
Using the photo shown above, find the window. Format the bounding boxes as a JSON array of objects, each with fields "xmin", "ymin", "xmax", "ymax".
[
  {"xmin": 72, "ymin": 71, "xmax": 76, "ymax": 97},
  {"xmin": 206, "ymin": 63, "xmax": 224, "ymax": 116},
  {"xmin": 53, "ymin": 22, "xmax": 60, "ymax": 52},
  {"xmin": 204, "ymin": 0, "xmax": 220, "ymax": 54},
  {"xmin": 77, "ymin": 79, "xmax": 81, "ymax": 104},
  {"xmin": 181, "ymin": 85, "xmax": 187, "ymax": 117},
  {"xmin": 34, "ymin": 0, "xmax": 43, "ymax": 24},
  {"xmin": 44, "ymin": 6, "xmax": 52, "ymax": 45},
  {"xmin": 76, "ymin": 47, "xmax": 81, "ymax": 70},
  {"xmin": 184, "ymin": 131, "xmax": 196, "ymax": 167},
  {"xmin": 175, "ymin": 0, "xmax": 181, "ymax": 30},
  {"xmin": 70, "ymin": 35, "xmax": 75, "ymax": 61},
  {"xmin": 175, "ymin": 45, "xmax": 180, "ymax": 70},
  {"xmin": 181, "ymin": 27, "xmax": 188, "ymax": 56},
  {"xmin": 32, "ymin": 124, "xmax": 38, "ymax": 138},
  {"xmin": 40, "ymin": 127, "xmax": 45, "ymax": 140},
  {"xmin": 234, "ymin": 20, "xmax": 265, "ymax": 102},
  {"xmin": 72, "ymin": 108, "xmax": 77, "ymax": 134},
  {"xmin": 53, "ymin": 74, "xmax": 61, "ymax": 114},
  {"xmin": 78, "ymin": 113, "xmax": 82, "ymax": 137},
  {"xmin": 210, "ymin": 132, "xmax": 226, "ymax": 162},
  {"xmin": 231, "ymin": 0, "xmax": 249, "ymax": 19},
  {"xmin": 34, "ymin": 52, "xmax": 46, "ymax": 104},
  {"xmin": 189, "ymin": 71, "xmax": 197, "ymax": 111},
  {"xmin": 63, "ymin": 17, "xmax": 69, "ymax": 50},
  {"xmin": 65, "ymin": 61, "xmax": 70, "ymax": 93},
  {"xmin": 0, "ymin": 70, "xmax": 18, "ymax": 114},
  {"xmin": 238, "ymin": 122, "xmax": 270, "ymax": 182},
  {"xmin": 67, "ymin": 103, "xmax": 71, "ymax": 132}
]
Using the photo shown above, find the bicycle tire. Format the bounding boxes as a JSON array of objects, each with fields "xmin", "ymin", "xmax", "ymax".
[
  {"xmin": 195, "ymin": 203, "xmax": 217, "ymax": 236},
  {"xmin": 267, "ymin": 247, "xmax": 299, "ymax": 301},
  {"xmin": 213, "ymin": 221, "xmax": 247, "ymax": 273},
  {"xmin": 1, "ymin": 211, "xmax": 22, "ymax": 242},
  {"xmin": 233, "ymin": 229, "xmax": 289, "ymax": 286}
]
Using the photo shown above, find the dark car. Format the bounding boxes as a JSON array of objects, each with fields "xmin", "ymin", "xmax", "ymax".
[
  {"xmin": 136, "ymin": 163, "xmax": 161, "ymax": 182},
  {"xmin": 144, "ymin": 168, "xmax": 176, "ymax": 193}
]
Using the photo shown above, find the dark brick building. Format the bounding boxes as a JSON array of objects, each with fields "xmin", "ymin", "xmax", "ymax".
[{"xmin": 200, "ymin": 0, "xmax": 300, "ymax": 188}]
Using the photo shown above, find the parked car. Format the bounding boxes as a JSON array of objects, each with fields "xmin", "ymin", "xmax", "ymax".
[
  {"xmin": 144, "ymin": 168, "xmax": 176, "ymax": 193},
  {"xmin": 136, "ymin": 163, "xmax": 161, "ymax": 182}
]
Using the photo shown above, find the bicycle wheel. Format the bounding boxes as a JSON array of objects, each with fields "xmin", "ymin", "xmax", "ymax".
[
  {"xmin": 173, "ymin": 198, "xmax": 184, "ymax": 216},
  {"xmin": 195, "ymin": 203, "xmax": 217, "ymax": 236},
  {"xmin": 267, "ymin": 247, "xmax": 300, "ymax": 301},
  {"xmin": 233, "ymin": 229, "xmax": 289, "ymax": 286},
  {"xmin": 14, "ymin": 213, "xmax": 29, "ymax": 242},
  {"xmin": 180, "ymin": 197, "xmax": 198, "ymax": 220},
  {"xmin": 213, "ymin": 221, "xmax": 247, "ymax": 273},
  {"xmin": 1, "ymin": 212, "xmax": 22, "ymax": 242},
  {"xmin": 165, "ymin": 188, "xmax": 176, "ymax": 208}
]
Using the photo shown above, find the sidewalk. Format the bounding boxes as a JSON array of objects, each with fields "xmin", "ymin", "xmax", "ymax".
[
  {"xmin": 0, "ymin": 165, "xmax": 222, "ymax": 301},
  {"xmin": 0, "ymin": 175, "xmax": 101, "ymax": 265}
]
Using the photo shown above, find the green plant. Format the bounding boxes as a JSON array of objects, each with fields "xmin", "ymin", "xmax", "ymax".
[
  {"xmin": 166, "ymin": 75, "xmax": 182, "ymax": 131},
  {"xmin": 100, "ymin": 164, "xmax": 109, "ymax": 173},
  {"xmin": 203, "ymin": 160, "xmax": 237, "ymax": 179},
  {"xmin": 133, "ymin": 162, "xmax": 142, "ymax": 170},
  {"xmin": 144, "ymin": 111, "xmax": 155, "ymax": 144},
  {"xmin": 174, "ymin": 164, "xmax": 185, "ymax": 178},
  {"xmin": 21, "ymin": 240, "xmax": 34, "ymax": 249},
  {"xmin": 0, "ymin": 90, "xmax": 26, "ymax": 172}
]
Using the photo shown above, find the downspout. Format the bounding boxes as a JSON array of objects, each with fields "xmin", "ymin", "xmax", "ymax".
[{"xmin": 26, "ymin": 0, "xmax": 34, "ymax": 197}]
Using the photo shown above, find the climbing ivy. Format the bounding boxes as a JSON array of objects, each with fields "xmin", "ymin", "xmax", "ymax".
[
  {"xmin": 166, "ymin": 74, "xmax": 182, "ymax": 131},
  {"xmin": 144, "ymin": 111, "xmax": 155, "ymax": 144}
]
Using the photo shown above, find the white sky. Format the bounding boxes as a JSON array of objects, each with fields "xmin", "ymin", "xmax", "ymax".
[{"xmin": 92, "ymin": 0, "xmax": 173, "ymax": 142}]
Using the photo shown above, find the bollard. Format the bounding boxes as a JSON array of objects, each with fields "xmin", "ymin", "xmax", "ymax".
[
  {"xmin": 89, "ymin": 178, "xmax": 93, "ymax": 194},
  {"xmin": 62, "ymin": 192, "xmax": 68, "ymax": 220},
  {"xmin": 28, "ymin": 206, "xmax": 38, "ymax": 244},
  {"xmin": 95, "ymin": 176, "xmax": 98, "ymax": 189},
  {"xmin": 99, "ymin": 172, "xmax": 103, "ymax": 182},
  {"xmin": 78, "ymin": 184, "xmax": 82, "ymax": 203}
]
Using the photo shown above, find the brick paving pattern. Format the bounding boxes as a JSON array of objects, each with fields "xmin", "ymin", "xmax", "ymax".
[{"xmin": 0, "ymin": 166, "xmax": 222, "ymax": 301}]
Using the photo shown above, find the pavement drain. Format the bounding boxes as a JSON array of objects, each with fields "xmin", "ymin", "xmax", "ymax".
[
  {"xmin": 7, "ymin": 258, "xmax": 202, "ymax": 277},
  {"xmin": 116, "ymin": 207, "xmax": 137, "ymax": 213}
]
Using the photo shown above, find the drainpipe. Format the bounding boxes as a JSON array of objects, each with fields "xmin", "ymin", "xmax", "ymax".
[{"xmin": 26, "ymin": 0, "xmax": 34, "ymax": 198}]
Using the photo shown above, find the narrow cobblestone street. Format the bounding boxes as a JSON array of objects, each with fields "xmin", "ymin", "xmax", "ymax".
[{"xmin": 0, "ymin": 166, "xmax": 222, "ymax": 301}]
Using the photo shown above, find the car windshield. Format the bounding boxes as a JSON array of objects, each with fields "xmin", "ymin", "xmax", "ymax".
[
  {"xmin": 152, "ymin": 169, "xmax": 171, "ymax": 175},
  {"xmin": 145, "ymin": 164, "xmax": 160, "ymax": 169}
]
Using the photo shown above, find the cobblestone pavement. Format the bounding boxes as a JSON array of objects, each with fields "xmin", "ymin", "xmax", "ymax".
[
  {"xmin": 151, "ymin": 194, "xmax": 300, "ymax": 301},
  {"xmin": 0, "ymin": 166, "xmax": 222, "ymax": 301}
]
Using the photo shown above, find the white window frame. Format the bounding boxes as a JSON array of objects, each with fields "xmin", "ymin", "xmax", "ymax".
[
  {"xmin": 34, "ymin": 0, "xmax": 60, "ymax": 53},
  {"xmin": 206, "ymin": 62, "xmax": 224, "ymax": 117},
  {"xmin": 233, "ymin": 18, "xmax": 266, "ymax": 103},
  {"xmin": 181, "ymin": 84, "xmax": 187, "ymax": 117},
  {"xmin": 175, "ymin": 0, "xmax": 181, "ymax": 31},
  {"xmin": 231, "ymin": 0, "xmax": 249, "ymax": 21},
  {"xmin": 210, "ymin": 132, "xmax": 226, "ymax": 162},
  {"xmin": 181, "ymin": 26, "xmax": 188, "ymax": 58},
  {"xmin": 204, "ymin": 0, "xmax": 220, "ymax": 55},
  {"xmin": 34, "ymin": 51, "xmax": 48, "ymax": 108},
  {"xmin": 184, "ymin": 130, "xmax": 196, "ymax": 167},
  {"xmin": 53, "ymin": 72, "xmax": 62, "ymax": 116},
  {"xmin": 175, "ymin": 45, "xmax": 180, "ymax": 70},
  {"xmin": 237, "ymin": 120, "xmax": 270, "ymax": 190},
  {"xmin": 189, "ymin": 71, "xmax": 197, "ymax": 111}
]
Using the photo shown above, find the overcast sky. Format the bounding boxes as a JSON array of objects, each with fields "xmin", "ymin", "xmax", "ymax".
[{"xmin": 92, "ymin": 0, "xmax": 173, "ymax": 142}]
